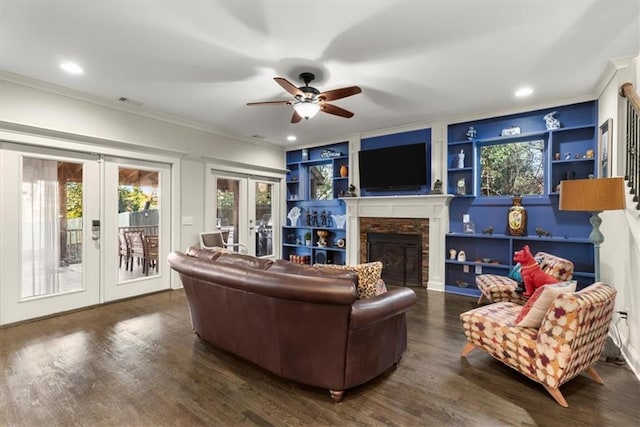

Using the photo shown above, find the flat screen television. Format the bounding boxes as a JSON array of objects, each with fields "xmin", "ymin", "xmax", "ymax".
[{"xmin": 358, "ymin": 143, "xmax": 427, "ymax": 190}]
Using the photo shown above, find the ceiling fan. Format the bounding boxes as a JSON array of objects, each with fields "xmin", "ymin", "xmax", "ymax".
[{"xmin": 247, "ymin": 72, "xmax": 362, "ymax": 123}]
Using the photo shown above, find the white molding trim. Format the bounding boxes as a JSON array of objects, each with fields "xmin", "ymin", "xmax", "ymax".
[{"xmin": 0, "ymin": 71, "xmax": 283, "ymax": 150}]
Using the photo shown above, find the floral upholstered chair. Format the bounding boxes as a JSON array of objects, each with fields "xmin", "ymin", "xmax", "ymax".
[
  {"xmin": 476, "ymin": 251, "xmax": 574, "ymax": 305},
  {"xmin": 459, "ymin": 282, "xmax": 616, "ymax": 407}
]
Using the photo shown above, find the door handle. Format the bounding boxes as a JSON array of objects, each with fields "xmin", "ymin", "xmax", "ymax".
[{"xmin": 91, "ymin": 219, "xmax": 100, "ymax": 241}]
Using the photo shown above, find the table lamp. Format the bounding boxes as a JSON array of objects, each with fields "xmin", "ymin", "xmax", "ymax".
[{"xmin": 559, "ymin": 177, "xmax": 625, "ymax": 282}]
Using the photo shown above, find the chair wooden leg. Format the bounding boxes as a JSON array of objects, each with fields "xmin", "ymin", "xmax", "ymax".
[
  {"xmin": 543, "ymin": 385, "xmax": 569, "ymax": 407},
  {"xmin": 460, "ymin": 341, "xmax": 476, "ymax": 357},
  {"xmin": 585, "ymin": 366, "xmax": 604, "ymax": 385}
]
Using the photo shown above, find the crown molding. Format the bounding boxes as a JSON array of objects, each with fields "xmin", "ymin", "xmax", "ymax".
[{"xmin": 0, "ymin": 71, "xmax": 284, "ymax": 152}]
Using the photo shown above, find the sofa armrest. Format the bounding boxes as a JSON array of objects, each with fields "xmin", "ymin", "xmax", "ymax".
[{"xmin": 349, "ymin": 287, "xmax": 417, "ymax": 330}]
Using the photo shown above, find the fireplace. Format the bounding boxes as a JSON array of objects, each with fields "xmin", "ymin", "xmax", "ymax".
[
  {"xmin": 360, "ymin": 217, "xmax": 429, "ymax": 287},
  {"xmin": 367, "ymin": 232, "xmax": 422, "ymax": 287},
  {"xmin": 343, "ymin": 195, "xmax": 452, "ymax": 291}
]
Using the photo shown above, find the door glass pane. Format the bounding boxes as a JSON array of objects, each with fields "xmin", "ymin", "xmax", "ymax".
[
  {"xmin": 255, "ymin": 181, "xmax": 273, "ymax": 257},
  {"xmin": 22, "ymin": 158, "xmax": 83, "ymax": 298},
  {"xmin": 118, "ymin": 168, "xmax": 159, "ymax": 281},
  {"xmin": 216, "ymin": 178, "xmax": 240, "ymax": 251}
]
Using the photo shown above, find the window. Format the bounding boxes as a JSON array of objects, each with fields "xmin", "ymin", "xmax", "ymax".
[{"xmin": 480, "ymin": 140, "xmax": 544, "ymax": 196}]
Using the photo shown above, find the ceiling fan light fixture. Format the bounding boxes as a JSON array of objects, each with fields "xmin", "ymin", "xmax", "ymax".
[{"xmin": 293, "ymin": 101, "xmax": 320, "ymax": 119}]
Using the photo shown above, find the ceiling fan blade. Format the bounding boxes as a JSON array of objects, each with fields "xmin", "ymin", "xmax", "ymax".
[
  {"xmin": 274, "ymin": 77, "xmax": 305, "ymax": 98},
  {"xmin": 246, "ymin": 100, "xmax": 292, "ymax": 106},
  {"xmin": 318, "ymin": 86, "xmax": 362, "ymax": 102},
  {"xmin": 320, "ymin": 103, "xmax": 355, "ymax": 118},
  {"xmin": 291, "ymin": 111, "xmax": 303, "ymax": 123}
]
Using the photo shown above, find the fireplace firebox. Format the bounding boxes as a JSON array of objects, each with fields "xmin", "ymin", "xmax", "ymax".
[{"xmin": 367, "ymin": 232, "xmax": 421, "ymax": 287}]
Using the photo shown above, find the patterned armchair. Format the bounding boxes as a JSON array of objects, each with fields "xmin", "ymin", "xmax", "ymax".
[
  {"xmin": 459, "ymin": 283, "xmax": 617, "ymax": 407},
  {"xmin": 476, "ymin": 251, "xmax": 574, "ymax": 304}
]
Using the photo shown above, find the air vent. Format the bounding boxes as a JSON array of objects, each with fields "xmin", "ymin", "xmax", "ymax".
[{"xmin": 117, "ymin": 97, "xmax": 142, "ymax": 106}]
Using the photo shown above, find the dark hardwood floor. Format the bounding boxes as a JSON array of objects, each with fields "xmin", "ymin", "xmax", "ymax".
[{"xmin": 1, "ymin": 288, "xmax": 639, "ymax": 426}]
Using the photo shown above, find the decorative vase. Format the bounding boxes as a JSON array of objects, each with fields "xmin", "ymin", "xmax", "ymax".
[
  {"xmin": 507, "ymin": 195, "xmax": 527, "ymax": 236},
  {"xmin": 316, "ymin": 230, "xmax": 329, "ymax": 247},
  {"xmin": 287, "ymin": 206, "xmax": 301, "ymax": 226},
  {"xmin": 339, "ymin": 165, "xmax": 348, "ymax": 178},
  {"xmin": 331, "ymin": 214, "xmax": 347, "ymax": 229}
]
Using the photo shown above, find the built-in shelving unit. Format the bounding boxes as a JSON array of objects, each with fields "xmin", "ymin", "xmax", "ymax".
[
  {"xmin": 445, "ymin": 233, "xmax": 594, "ymax": 297},
  {"xmin": 284, "ymin": 142, "xmax": 348, "ymax": 265},
  {"xmin": 445, "ymin": 101, "xmax": 597, "ymax": 298}
]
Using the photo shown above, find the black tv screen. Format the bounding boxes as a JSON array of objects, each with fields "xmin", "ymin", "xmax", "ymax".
[{"xmin": 358, "ymin": 143, "xmax": 427, "ymax": 189}]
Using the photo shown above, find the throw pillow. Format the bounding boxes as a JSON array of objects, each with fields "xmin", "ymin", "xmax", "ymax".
[
  {"xmin": 315, "ymin": 261, "xmax": 384, "ymax": 299},
  {"xmin": 515, "ymin": 280, "xmax": 577, "ymax": 328}
]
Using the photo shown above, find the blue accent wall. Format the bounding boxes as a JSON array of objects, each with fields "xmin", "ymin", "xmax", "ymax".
[{"xmin": 360, "ymin": 128, "xmax": 432, "ymax": 196}]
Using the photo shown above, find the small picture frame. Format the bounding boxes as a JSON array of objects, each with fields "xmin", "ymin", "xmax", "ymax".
[{"xmin": 598, "ymin": 118, "xmax": 613, "ymax": 178}]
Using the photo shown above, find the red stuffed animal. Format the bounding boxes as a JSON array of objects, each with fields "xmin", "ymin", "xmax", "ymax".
[{"xmin": 513, "ymin": 245, "xmax": 559, "ymax": 297}]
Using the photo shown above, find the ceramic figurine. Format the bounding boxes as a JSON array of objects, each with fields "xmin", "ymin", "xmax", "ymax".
[
  {"xmin": 457, "ymin": 149, "xmax": 465, "ymax": 168},
  {"xmin": 543, "ymin": 111, "xmax": 561, "ymax": 130},
  {"xmin": 431, "ymin": 179, "xmax": 443, "ymax": 194},
  {"xmin": 465, "ymin": 126, "xmax": 477, "ymax": 141},
  {"xmin": 287, "ymin": 206, "xmax": 301, "ymax": 227},
  {"xmin": 449, "ymin": 249, "xmax": 457, "ymax": 260},
  {"xmin": 535, "ymin": 227, "xmax": 552, "ymax": 238}
]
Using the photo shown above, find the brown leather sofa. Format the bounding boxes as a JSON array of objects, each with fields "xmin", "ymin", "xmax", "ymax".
[{"xmin": 167, "ymin": 247, "xmax": 418, "ymax": 401}]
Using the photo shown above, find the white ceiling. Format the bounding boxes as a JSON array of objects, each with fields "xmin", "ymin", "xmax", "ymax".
[{"xmin": 1, "ymin": 1, "xmax": 638, "ymax": 147}]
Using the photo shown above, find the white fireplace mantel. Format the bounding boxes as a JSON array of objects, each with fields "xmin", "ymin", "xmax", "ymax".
[{"xmin": 342, "ymin": 195, "xmax": 453, "ymax": 292}]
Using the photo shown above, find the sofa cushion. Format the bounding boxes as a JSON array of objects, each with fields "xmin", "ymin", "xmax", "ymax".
[
  {"xmin": 269, "ymin": 259, "xmax": 357, "ymax": 281},
  {"xmin": 215, "ymin": 252, "xmax": 274, "ymax": 270},
  {"xmin": 185, "ymin": 246, "xmax": 225, "ymax": 261},
  {"xmin": 515, "ymin": 280, "xmax": 577, "ymax": 328},
  {"xmin": 316, "ymin": 262, "xmax": 385, "ymax": 299}
]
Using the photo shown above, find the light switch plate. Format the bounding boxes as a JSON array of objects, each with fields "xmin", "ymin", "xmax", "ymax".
[{"xmin": 181, "ymin": 216, "xmax": 193, "ymax": 225}]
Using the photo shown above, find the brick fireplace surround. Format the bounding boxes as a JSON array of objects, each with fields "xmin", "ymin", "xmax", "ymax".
[
  {"xmin": 343, "ymin": 195, "xmax": 452, "ymax": 291},
  {"xmin": 359, "ymin": 218, "xmax": 429, "ymax": 287}
]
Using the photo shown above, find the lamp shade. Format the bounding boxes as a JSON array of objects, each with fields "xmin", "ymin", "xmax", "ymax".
[
  {"xmin": 293, "ymin": 101, "xmax": 320, "ymax": 119},
  {"xmin": 559, "ymin": 177, "xmax": 626, "ymax": 212}
]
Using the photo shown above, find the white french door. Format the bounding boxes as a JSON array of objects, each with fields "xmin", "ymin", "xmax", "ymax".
[
  {"xmin": 0, "ymin": 144, "xmax": 173, "ymax": 325},
  {"xmin": 102, "ymin": 158, "xmax": 171, "ymax": 301},
  {"xmin": 207, "ymin": 171, "xmax": 280, "ymax": 259},
  {"xmin": 248, "ymin": 178, "xmax": 277, "ymax": 258},
  {"xmin": 0, "ymin": 144, "xmax": 101, "ymax": 324}
]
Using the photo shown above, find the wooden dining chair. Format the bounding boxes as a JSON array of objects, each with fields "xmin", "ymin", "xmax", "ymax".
[
  {"xmin": 126, "ymin": 231, "xmax": 146, "ymax": 272},
  {"xmin": 144, "ymin": 235, "xmax": 159, "ymax": 275},
  {"xmin": 119, "ymin": 232, "xmax": 131, "ymax": 270}
]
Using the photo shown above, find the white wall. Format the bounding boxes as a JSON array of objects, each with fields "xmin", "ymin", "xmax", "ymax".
[
  {"xmin": 598, "ymin": 55, "xmax": 640, "ymax": 379},
  {"xmin": 0, "ymin": 77, "xmax": 286, "ymax": 269}
]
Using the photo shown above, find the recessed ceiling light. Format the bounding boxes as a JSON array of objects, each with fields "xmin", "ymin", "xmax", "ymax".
[
  {"xmin": 286, "ymin": 135, "xmax": 297, "ymax": 141},
  {"xmin": 515, "ymin": 87, "xmax": 533, "ymax": 97},
  {"xmin": 60, "ymin": 62, "xmax": 84, "ymax": 75}
]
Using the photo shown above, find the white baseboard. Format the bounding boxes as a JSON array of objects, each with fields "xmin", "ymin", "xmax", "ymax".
[{"xmin": 622, "ymin": 341, "xmax": 640, "ymax": 381}]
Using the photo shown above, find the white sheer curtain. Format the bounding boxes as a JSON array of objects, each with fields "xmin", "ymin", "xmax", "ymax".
[{"xmin": 22, "ymin": 157, "xmax": 60, "ymax": 298}]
